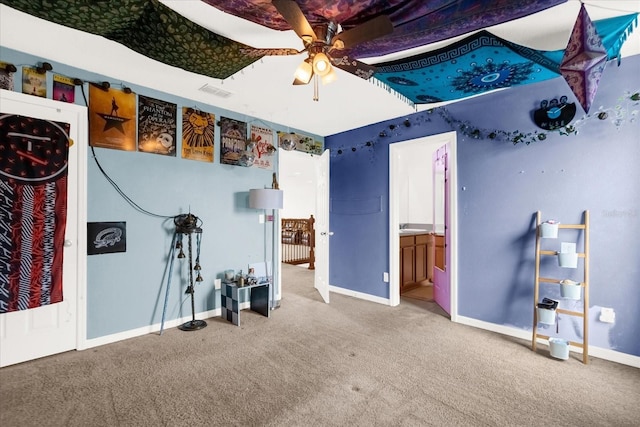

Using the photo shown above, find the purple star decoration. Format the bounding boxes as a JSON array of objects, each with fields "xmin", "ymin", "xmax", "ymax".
[{"xmin": 560, "ymin": 4, "xmax": 608, "ymax": 113}]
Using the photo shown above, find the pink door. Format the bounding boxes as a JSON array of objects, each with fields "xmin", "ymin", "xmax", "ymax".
[{"xmin": 432, "ymin": 144, "xmax": 450, "ymax": 315}]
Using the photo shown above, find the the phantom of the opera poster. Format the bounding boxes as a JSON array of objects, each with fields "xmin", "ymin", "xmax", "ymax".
[
  {"xmin": 181, "ymin": 107, "xmax": 215, "ymax": 162},
  {"xmin": 138, "ymin": 95, "xmax": 177, "ymax": 156},
  {"xmin": 89, "ymin": 85, "xmax": 136, "ymax": 151}
]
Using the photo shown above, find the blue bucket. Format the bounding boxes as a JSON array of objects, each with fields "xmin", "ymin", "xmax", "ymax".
[{"xmin": 549, "ymin": 338, "xmax": 570, "ymax": 360}]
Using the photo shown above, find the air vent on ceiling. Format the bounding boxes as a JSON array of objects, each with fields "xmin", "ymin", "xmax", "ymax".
[{"xmin": 198, "ymin": 84, "xmax": 233, "ymax": 98}]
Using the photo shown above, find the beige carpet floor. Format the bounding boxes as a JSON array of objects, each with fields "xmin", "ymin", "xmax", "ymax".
[{"xmin": 1, "ymin": 263, "xmax": 639, "ymax": 426}]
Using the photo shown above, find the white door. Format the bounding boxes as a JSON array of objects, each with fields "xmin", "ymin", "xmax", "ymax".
[
  {"xmin": 0, "ymin": 90, "xmax": 87, "ymax": 367},
  {"xmin": 314, "ymin": 149, "xmax": 330, "ymax": 303}
]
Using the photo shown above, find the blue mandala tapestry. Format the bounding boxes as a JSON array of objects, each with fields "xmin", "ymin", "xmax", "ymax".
[{"xmin": 374, "ymin": 13, "xmax": 638, "ymax": 104}]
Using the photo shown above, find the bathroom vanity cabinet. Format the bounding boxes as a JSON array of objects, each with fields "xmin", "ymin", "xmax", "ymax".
[
  {"xmin": 400, "ymin": 233, "xmax": 429, "ymax": 291},
  {"xmin": 400, "ymin": 232, "xmax": 445, "ymax": 292}
]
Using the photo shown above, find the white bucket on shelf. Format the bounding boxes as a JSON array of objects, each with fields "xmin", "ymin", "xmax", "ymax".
[
  {"xmin": 558, "ymin": 252, "xmax": 578, "ymax": 268},
  {"xmin": 540, "ymin": 221, "xmax": 559, "ymax": 238},
  {"xmin": 549, "ymin": 338, "xmax": 570, "ymax": 360},
  {"xmin": 560, "ymin": 280, "xmax": 582, "ymax": 299},
  {"xmin": 537, "ymin": 307, "xmax": 556, "ymax": 325}
]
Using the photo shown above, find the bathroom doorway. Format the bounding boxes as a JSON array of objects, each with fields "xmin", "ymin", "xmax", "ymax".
[{"xmin": 389, "ymin": 131, "xmax": 458, "ymax": 320}]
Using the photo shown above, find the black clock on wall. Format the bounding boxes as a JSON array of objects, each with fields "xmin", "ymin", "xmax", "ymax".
[{"xmin": 532, "ymin": 96, "xmax": 577, "ymax": 130}]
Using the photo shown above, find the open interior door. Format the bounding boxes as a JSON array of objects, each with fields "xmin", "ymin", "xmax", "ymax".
[
  {"xmin": 0, "ymin": 90, "xmax": 86, "ymax": 367},
  {"xmin": 314, "ymin": 149, "xmax": 330, "ymax": 303},
  {"xmin": 432, "ymin": 144, "xmax": 451, "ymax": 315}
]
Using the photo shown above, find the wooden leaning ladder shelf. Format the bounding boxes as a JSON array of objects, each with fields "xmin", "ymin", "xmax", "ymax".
[{"xmin": 532, "ymin": 210, "xmax": 589, "ymax": 364}]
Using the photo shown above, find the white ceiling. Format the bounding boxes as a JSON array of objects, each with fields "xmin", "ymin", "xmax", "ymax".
[{"xmin": 1, "ymin": 0, "xmax": 638, "ymax": 137}]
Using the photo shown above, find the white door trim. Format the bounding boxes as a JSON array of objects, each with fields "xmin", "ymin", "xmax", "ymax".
[{"xmin": 389, "ymin": 131, "xmax": 458, "ymax": 321}]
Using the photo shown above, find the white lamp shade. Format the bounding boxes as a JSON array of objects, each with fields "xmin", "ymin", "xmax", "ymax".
[{"xmin": 249, "ymin": 188, "xmax": 283, "ymax": 209}]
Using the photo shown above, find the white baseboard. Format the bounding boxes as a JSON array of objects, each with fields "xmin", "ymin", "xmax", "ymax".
[
  {"xmin": 455, "ymin": 315, "xmax": 640, "ymax": 368},
  {"xmin": 329, "ymin": 285, "xmax": 389, "ymax": 305},
  {"xmin": 81, "ymin": 308, "xmax": 221, "ymax": 350}
]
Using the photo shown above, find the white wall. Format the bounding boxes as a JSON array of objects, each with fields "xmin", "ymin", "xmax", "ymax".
[{"xmin": 279, "ymin": 149, "xmax": 317, "ymax": 219}]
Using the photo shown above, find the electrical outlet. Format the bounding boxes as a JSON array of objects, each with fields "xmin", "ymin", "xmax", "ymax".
[
  {"xmin": 383, "ymin": 272, "xmax": 389, "ymax": 282},
  {"xmin": 214, "ymin": 278, "xmax": 221, "ymax": 290},
  {"xmin": 599, "ymin": 307, "xmax": 615, "ymax": 323},
  {"xmin": 258, "ymin": 214, "xmax": 264, "ymax": 224}
]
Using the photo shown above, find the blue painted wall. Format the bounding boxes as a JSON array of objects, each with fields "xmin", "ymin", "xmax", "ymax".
[
  {"xmin": 326, "ymin": 56, "xmax": 640, "ymax": 357},
  {"xmin": 1, "ymin": 47, "xmax": 321, "ymax": 339}
]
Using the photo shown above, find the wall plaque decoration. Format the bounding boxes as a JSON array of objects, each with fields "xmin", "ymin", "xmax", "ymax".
[
  {"xmin": 87, "ymin": 222, "xmax": 127, "ymax": 255},
  {"xmin": 532, "ymin": 97, "xmax": 577, "ymax": 130}
]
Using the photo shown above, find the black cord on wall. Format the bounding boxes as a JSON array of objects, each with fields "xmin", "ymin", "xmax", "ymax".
[{"xmin": 78, "ymin": 83, "xmax": 176, "ymax": 220}]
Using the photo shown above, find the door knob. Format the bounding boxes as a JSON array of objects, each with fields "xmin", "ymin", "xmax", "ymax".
[
  {"xmin": 320, "ymin": 231, "xmax": 334, "ymax": 236},
  {"xmin": 64, "ymin": 239, "xmax": 73, "ymax": 247}
]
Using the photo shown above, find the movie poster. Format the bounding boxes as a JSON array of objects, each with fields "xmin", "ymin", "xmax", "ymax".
[
  {"xmin": 138, "ymin": 95, "xmax": 177, "ymax": 156},
  {"xmin": 89, "ymin": 85, "xmax": 136, "ymax": 151},
  {"xmin": 219, "ymin": 117, "xmax": 247, "ymax": 166},
  {"xmin": 181, "ymin": 107, "xmax": 215, "ymax": 162},
  {"xmin": 0, "ymin": 61, "xmax": 15, "ymax": 90},
  {"xmin": 22, "ymin": 66, "xmax": 46, "ymax": 98},
  {"xmin": 53, "ymin": 74, "xmax": 75, "ymax": 103},
  {"xmin": 249, "ymin": 124, "xmax": 276, "ymax": 170}
]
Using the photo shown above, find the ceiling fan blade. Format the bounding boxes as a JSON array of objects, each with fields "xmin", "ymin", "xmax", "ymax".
[
  {"xmin": 331, "ymin": 15, "xmax": 393, "ymax": 49},
  {"xmin": 272, "ymin": 0, "xmax": 317, "ymax": 42},
  {"xmin": 239, "ymin": 47, "xmax": 301, "ymax": 58},
  {"xmin": 330, "ymin": 55, "xmax": 377, "ymax": 80}
]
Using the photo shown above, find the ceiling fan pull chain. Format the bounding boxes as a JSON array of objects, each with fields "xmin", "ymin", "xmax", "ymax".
[{"xmin": 313, "ymin": 74, "xmax": 319, "ymax": 101}]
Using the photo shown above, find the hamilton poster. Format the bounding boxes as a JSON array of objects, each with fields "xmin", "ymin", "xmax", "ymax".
[
  {"xmin": 138, "ymin": 95, "xmax": 177, "ymax": 156},
  {"xmin": 89, "ymin": 85, "xmax": 136, "ymax": 151},
  {"xmin": 219, "ymin": 117, "xmax": 247, "ymax": 166},
  {"xmin": 181, "ymin": 107, "xmax": 215, "ymax": 162}
]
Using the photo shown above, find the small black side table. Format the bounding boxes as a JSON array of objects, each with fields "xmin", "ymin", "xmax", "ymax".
[{"xmin": 221, "ymin": 280, "xmax": 270, "ymax": 326}]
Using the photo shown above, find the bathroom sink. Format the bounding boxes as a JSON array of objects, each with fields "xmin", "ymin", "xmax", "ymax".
[{"xmin": 399, "ymin": 228, "xmax": 428, "ymax": 233}]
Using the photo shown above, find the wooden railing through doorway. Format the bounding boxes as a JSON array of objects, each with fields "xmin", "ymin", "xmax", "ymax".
[{"xmin": 281, "ymin": 215, "xmax": 315, "ymax": 270}]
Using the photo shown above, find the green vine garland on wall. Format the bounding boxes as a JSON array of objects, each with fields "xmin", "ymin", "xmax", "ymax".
[{"xmin": 437, "ymin": 91, "xmax": 639, "ymax": 145}]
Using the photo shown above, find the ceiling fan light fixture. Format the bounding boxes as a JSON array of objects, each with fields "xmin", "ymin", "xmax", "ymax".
[
  {"xmin": 313, "ymin": 52, "xmax": 331, "ymax": 77},
  {"xmin": 294, "ymin": 59, "xmax": 313, "ymax": 84},
  {"xmin": 321, "ymin": 67, "xmax": 337, "ymax": 85}
]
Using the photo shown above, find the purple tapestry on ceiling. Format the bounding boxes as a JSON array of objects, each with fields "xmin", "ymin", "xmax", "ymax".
[{"xmin": 201, "ymin": 0, "xmax": 567, "ymax": 58}]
